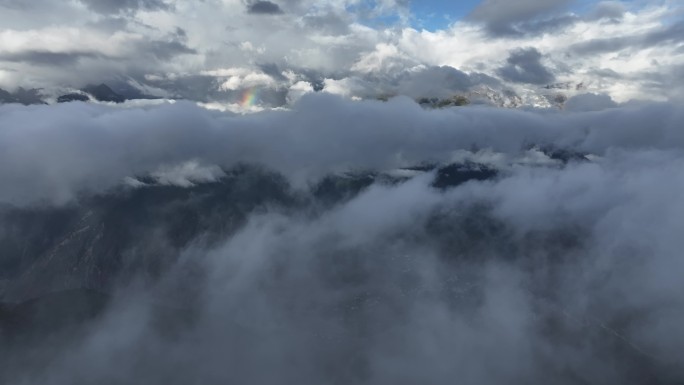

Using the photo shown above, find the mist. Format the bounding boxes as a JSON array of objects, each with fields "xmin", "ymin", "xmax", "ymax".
[
  {"xmin": 0, "ymin": 94, "xmax": 681, "ymax": 205},
  {"xmin": 1, "ymin": 94, "xmax": 683, "ymax": 384}
]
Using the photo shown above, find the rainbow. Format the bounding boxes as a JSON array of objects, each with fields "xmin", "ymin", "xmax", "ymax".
[{"xmin": 240, "ymin": 87, "xmax": 259, "ymax": 108}]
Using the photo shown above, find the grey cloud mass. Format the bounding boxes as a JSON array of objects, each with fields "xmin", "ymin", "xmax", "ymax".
[
  {"xmin": 570, "ymin": 20, "xmax": 684, "ymax": 55},
  {"xmin": 469, "ymin": 0, "xmax": 574, "ymax": 35},
  {"xmin": 247, "ymin": 1, "xmax": 284, "ymax": 14},
  {"xmin": 0, "ymin": 50, "xmax": 104, "ymax": 66},
  {"xmin": 79, "ymin": 0, "xmax": 172, "ymax": 14},
  {"xmin": 563, "ymin": 92, "xmax": 617, "ymax": 112},
  {"xmin": 139, "ymin": 40, "xmax": 197, "ymax": 60},
  {"xmin": 497, "ymin": 48, "xmax": 555, "ymax": 85},
  {"xmin": 586, "ymin": 1, "xmax": 626, "ymax": 21},
  {"xmin": 0, "ymin": 94, "xmax": 681, "ymax": 205},
  {"xmin": 0, "ymin": 0, "xmax": 681, "ymax": 106},
  {"xmin": 1, "ymin": 96, "xmax": 684, "ymax": 384}
]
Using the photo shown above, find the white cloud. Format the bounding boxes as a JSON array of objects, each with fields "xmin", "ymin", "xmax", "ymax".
[
  {"xmin": 151, "ymin": 160, "xmax": 226, "ymax": 187},
  {"xmin": 0, "ymin": 0, "xmax": 681, "ymax": 106}
]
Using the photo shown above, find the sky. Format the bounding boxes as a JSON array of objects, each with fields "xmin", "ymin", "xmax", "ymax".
[
  {"xmin": 410, "ymin": 0, "xmax": 480, "ymax": 30},
  {"xmin": 0, "ymin": 0, "xmax": 682, "ymax": 111}
]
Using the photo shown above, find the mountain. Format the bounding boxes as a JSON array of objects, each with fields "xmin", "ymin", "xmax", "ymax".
[
  {"xmin": 0, "ymin": 160, "xmax": 509, "ymax": 304},
  {"xmin": 0, "ymin": 166, "xmax": 293, "ymax": 303},
  {"xmin": 0, "ymin": 89, "xmax": 13, "ymax": 104},
  {"xmin": 81, "ymin": 84, "xmax": 126, "ymax": 103},
  {"xmin": 417, "ymin": 95, "xmax": 470, "ymax": 109},
  {"xmin": 0, "ymin": 150, "xmax": 593, "ymax": 305},
  {"xmin": 0, "ymin": 88, "xmax": 46, "ymax": 105},
  {"xmin": 0, "ymin": 78, "xmax": 588, "ymax": 110},
  {"xmin": 544, "ymin": 81, "xmax": 586, "ymax": 91},
  {"xmin": 57, "ymin": 93, "xmax": 90, "ymax": 103},
  {"xmin": 0, "ymin": 289, "xmax": 109, "ymax": 343},
  {"xmin": 107, "ymin": 80, "xmax": 162, "ymax": 100},
  {"xmin": 0, "ymin": 153, "xmax": 676, "ymax": 385},
  {"xmin": 58, "ymin": 82, "xmax": 159, "ymax": 104}
]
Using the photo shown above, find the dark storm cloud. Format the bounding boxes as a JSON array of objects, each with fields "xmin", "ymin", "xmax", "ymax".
[
  {"xmin": 514, "ymin": 14, "xmax": 579, "ymax": 35},
  {"xmin": 79, "ymin": 0, "xmax": 171, "ymax": 15},
  {"xmin": 247, "ymin": 1, "xmax": 284, "ymax": 15},
  {"xmin": 497, "ymin": 48, "xmax": 555, "ymax": 85},
  {"xmin": 391, "ymin": 66, "xmax": 496, "ymax": 98},
  {"xmin": 645, "ymin": 20, "xmax": 684, "ymax": 46},
  {"xmin": 301, "ymin": 12, "xmax": 351, "ymax": 35},
  {"xmin": 564, "ymin": 93, "xmax": 617, "ymax": 112},
  {"xmin": 334, "ymin": 65, "xmax": 480, "ymax": 100},
  {"xmin": 258, "ymin": 63, "xmax": 289, "ymax": 81},
  {"xmin": 468, "ymin": 0, "xmax": 574, "ymax": 36},
  {"xmin": 570, "ymin": 36, "xmax": 631, "ymax": 55},
  {"xmin": 173, "ymin": 27, "xmax": 188, "ymax": 41},
  {"xmin": 586, "ymin": 1, "xmax": 626, "ymax": 21},
  {"xmin": 0, "ymin": 0, "xmax": 28, "ymax": 9},
  {"xmin": 0, "ymin": 50, "xmax": 103, "ymax": 66},
  {"xmin": 570, "ymin": 20, "xmax": 684, "ymax": 55},
  {"xmin": 139, "ymin": 40, "xmax": 197, "ymax": 60},
  {"xmin": 0, "ymin": 34, "xmax": 196, "ymax": 88},
  {"xmin": 590, "ymin": 68, "xmax": 623, "ymax": 79},
  {"xmin": 140, "ymin": 74, "xmax": 220, "ymax": 102},
  {"xmin": 629, "ymin": 63, "xmax": 684, "ymax": 101}
]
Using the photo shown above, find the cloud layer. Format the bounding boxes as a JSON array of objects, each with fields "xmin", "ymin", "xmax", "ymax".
[
  {"xmin": 1, "ymin": 96, "xmax": 683, "ymax": 383},
  {"xmin": 0, "ymin": 94, "xmax": 682, "ymax": 205}
]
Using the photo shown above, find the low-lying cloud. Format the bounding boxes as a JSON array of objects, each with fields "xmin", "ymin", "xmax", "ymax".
[
  {"xmin": 0, "ymin": 94, "xmax": 682, "ymax": 205},
  {"xmin": 1, "ymin": 90, "xmax": 683, "ymax": 384}
]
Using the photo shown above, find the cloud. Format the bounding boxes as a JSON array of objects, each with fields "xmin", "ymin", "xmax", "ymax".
[
  {"xmin": 324, "ymin": 65, "xmax": 493, "ymax": 100},
  {"xmin": 301, "ymin": 11, "xmax": 352, "ymax": 35},
  {"xmin": 247, "ymin": 1, "xmax": 284, "ymax": 15},
  {"xmin": 138, "ymin": 39, "xmax": 197, "ymax": 60},
  {"xmin": 79, "ymin": 0, "xmax": 171, "ymax": 15},
  {"xmin": 150, "ymin": 160, "xmax": 227, "ymax": 187},
  {"xmin": 497, "ymin": 48, "xmax": 555, "ymax": 85},
  {"xmin": 570, "ymin": 20, "xmax": 684, "ymax": 55},
  {"xmin": 0, "ymin": 1, "xmax": 681, "ymax": 106},
  {"xmin": 564, "ymin": 93, "xmax": 617, "ymax": 112},
  {"xmin": 468, "ymin": 0, "xmax": 574, "ymax": 35},
  {"xmin": 586, "ymin": 1, "xmax": 626, "ymax": 21},
  {"xmin": 0, "ymin": 94, "xmax": 682, "ymax": 206},
  {"xmin": 393, "ymin": 65, "xmax": 477, "ymax": 97},
  {"xmin": 2, "ymin": 122, "xmax": 684, "ymax": 383},
  {"xmin": 0, "ymin": 50, "xmax": 103, "ymax": 66},
  {"xmin": 394, "ymin": 3, "xmax": 684, "ymax": 103}
]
